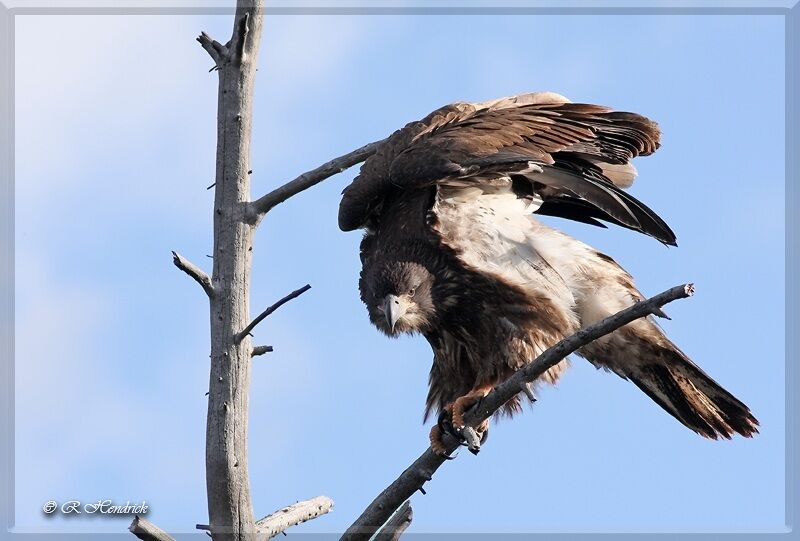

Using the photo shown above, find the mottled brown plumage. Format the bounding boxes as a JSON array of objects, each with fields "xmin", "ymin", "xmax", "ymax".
[{"xmin": 341, "ymin": 92, "xmax": 758, "ymax": 451}]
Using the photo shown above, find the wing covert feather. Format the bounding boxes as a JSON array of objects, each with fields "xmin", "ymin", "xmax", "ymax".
[{"xmin": 338, "ymin": 92, "xmax": 672, "ymax": 244}]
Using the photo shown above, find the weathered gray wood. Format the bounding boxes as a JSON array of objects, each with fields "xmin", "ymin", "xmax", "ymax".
[
  {"xmin": 255, "ymin": 496, "xmax": 334, "ymax": 539},
  {"xmin": 341, "ymin": 284, "xmax": 695, "ymax": 541},
  {"xmin": 128, "ymin": 516, "xmax": 175, "ymax": 541},
  {"xmin": 250, "ymin": 345, "xmax": 273, "ymax": 357},
  {"xmin": 161, "ymin": 2, "xmax": 387, "ymax": 538},
  {"xmin": 373, "ymin": 500, "xmax": 412, "ymax": 541},
  {"xmin": 197, "ymin": 3, "xmax": 264, "ymax": 540},
  {"xmin": 172, "ymin": 251, "xmax": 215, "ymax": 297}
]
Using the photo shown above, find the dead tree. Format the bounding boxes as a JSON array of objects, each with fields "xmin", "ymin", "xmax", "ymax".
[
  {"xmin": 127, "ymin": 3, "xmax": 360, "ymax": 540},
  {"xmin": 128, "ymin": 4, "xmax": 696, "ymax": 540}
]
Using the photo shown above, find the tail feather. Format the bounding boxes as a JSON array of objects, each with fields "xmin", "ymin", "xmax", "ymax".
[
  {"xmin": 524, "ymin": 222, "xmax": 757, "ymax": 439},
  {"xmin": 625, "ymin": 346, "xmax": 759, "ymax": 439}
]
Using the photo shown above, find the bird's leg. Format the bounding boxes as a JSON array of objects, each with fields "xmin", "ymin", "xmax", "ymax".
[
  {"xmin": 451, "ymin": 385, "xmax": 492, "ymax": 430},
  {"xmin": 429, "ymin": 424, "xmax": 450, "ymax": 456},
  {"xmin": 429, "ymin": 404, "xmax": 456, "ymax": 456}
]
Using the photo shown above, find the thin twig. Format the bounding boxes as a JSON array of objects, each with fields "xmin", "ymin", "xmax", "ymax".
[
  {"xmin": 251, "ymin": 345, "xmax": 274, "ymax": 357},
  {"xmin": 373, "ymin": 500, "xmax": 412, "ymax": 541},
  {"xmin": 128, "ymin": 516, "xmax": 175, "ymax": 541},
  {"xmin": 172, "ymin": 251, "xmax": 214, "ymax": 297},
  {"xmin": 235, "ymin": 284, "xmax": 311, "ymax": 343},
  {"xmin": 341, "ymin": 283, "xmax": 695, "ymax": 541},
  {"xmin": 247, "ymin": 139, "xmax": 384, "ymax": 221},
  {"xmin": 255, "ymin": 496, "xmax": 334, "ymax": 539}
]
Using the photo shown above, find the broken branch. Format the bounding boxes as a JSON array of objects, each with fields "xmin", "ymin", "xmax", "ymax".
[
  {"xmin": 251, "ymin": 345, "xmax": 273, "ymax": 357},
  {"xmin": 373, "ymin": 500, "xmax": 412, "ymax": 541},
  {"xmin": 255, "ymin": 496, "xmax": 334, "ymax": 539},
  {"xmin": 171, "ymin": 251, "xmax": 214, "ymax": 297},
  {"xmin": 230, "ymin": 11, "xmax": 251, "ymax": 65},
  {"xmin": 196, "ymin": 31, "xmax": 228, "ymax": 69},
  {"xmin": 128, "ymin": 516, "xmax": 175, "ymax": 541}
]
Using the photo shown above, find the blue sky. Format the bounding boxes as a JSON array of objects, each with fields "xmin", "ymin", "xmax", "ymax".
[{"xmin": 13, "ymin": 10, "xmax": 785, "ymax": 536}]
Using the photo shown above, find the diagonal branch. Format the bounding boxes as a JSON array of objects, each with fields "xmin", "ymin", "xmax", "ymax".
[
  {"xmin": 247, "ymin": 139, "xmax": 384, "ymax": 222},
  {"xmin": 172, "ymin": 251, "xmax": 214, "ymax": 297},
  {"xmin": 340, "ymin": 283, "xmax": 695, "ymax": 541},
  {"xmin": 467, "ymin": 283, "xmax": 695, "ymax": 449},
  {"xmin": 255, "ymin": 496, "xmax": 334, "ymax": 539},
  {"xmin": 235, "ymin": 284, "xmax": 311, "ymax": 343},
  {"xmin": 128, "ymin": 516, "xmax": 175, "ymax": 541}
]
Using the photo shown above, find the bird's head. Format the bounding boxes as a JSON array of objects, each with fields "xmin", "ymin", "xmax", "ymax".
[{"xmin": 362, "ymin": 259, "xmax": 436, "ymax": 337}]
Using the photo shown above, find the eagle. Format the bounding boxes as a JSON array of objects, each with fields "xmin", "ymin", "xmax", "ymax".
[{"xmin": 338, "ymin": 92, "xmax": 758, "ymax": 454}]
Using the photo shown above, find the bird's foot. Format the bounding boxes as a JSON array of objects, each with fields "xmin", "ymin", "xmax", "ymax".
[
  {"xmin": 431, "ymin": 401, "xmax": 490, "ymax": 456},
  {"xmin": 429, "ymin": 424, "xmax": 452, "ymax": 457},
  {"xmin": 429, "ymin": 424, "xmax": 486, "ymax": 457},
  {"xmin": 451, "ymin": 386, "xmax": 492, "ymax": 454},
  {"xmin": 429, "ymin": 406, "xmax": 459, "ymax": 457}
]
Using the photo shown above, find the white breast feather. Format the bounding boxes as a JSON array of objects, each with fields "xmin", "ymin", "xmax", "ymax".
[
  {"xmin": 433, "ymin": 184, "xmax": 575, "ymax": 317},
  {"xmin": 433, "ymin": 183, "xmax": 643, "ymax": 336}
]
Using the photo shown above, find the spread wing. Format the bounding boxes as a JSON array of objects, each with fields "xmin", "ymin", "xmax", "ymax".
[{"xmin": 338, "ymin": 92, "xmax": 675, "ymax": 245}]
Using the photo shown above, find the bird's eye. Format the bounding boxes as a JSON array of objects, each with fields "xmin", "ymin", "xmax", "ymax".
[{"xmin": 408, "ymin": 288, "xmax": 416, "ymax": 297}]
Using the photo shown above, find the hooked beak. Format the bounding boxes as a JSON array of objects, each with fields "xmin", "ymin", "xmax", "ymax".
[{"xmin": 383, "ymin": 294, "xmax": 406, "ymax": 331}]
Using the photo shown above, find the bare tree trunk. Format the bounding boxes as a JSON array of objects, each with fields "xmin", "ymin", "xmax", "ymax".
[
  {"xmin": 201, "ymin": 4, "xmax": 263, "ymax": 540},
  {"xmin": 133, "ymin": 6, "xmax": 371, "ymax": 536},
  {"xmin": 166, "ymin": 5, "xmax": 337, "ymax": 540}
]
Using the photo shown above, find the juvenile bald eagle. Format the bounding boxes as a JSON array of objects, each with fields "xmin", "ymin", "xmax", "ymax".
[{"xmin": 338, "ymin": 92, "xmax": 758, "ymax": 454}]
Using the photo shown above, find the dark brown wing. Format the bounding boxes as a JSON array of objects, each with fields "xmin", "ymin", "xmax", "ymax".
[
  {"xmin": 338, "ymin": 92, "xmax": 675, "ymax": 245},
  {"xmin": 338, "ymin": 102, "xmax": 472, "ymax": 232}
]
